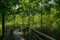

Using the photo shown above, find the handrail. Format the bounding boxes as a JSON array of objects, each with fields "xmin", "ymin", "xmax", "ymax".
[
  {"xmin": 32, "ymin": 34, "xmax": 44, "ymax": 40},
  {"xmin": 32, "ymin": 35, "xmax": 38, "ymax": 40},
  {"xmin": 30, "ymin": 28, "xmax": 56, "ymax": 40},
  {"xmin": 2, "ymin": 29, "xmax": 12, "ymax": 40}
]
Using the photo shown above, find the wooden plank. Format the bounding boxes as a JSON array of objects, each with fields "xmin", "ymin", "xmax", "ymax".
[
  {"xmin": 13, "ymin": 28, "xmax": 25, "ymax": 40},
  {"xmin": 32, "ymin": 33, "xmax": 44, "ymax": 40},
  {"xmin": 30, "ymin": 28, "xmax": 56, "ymax": 40},
  {"xmin": 2, "ymin": 29, "xmax": 11, "ymax": 40}
]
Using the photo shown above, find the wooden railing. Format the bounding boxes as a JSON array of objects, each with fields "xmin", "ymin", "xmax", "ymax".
[
  {"xmin": 30, "ymin": 28, "xmax": 56, "ymax": 40},
  {"xmin": 2, "ymin": 29, "xmax": 14, "ymax": 40},
  {"xmin": 2, "ymin": 26, "xmax": 56, "ymax": 40}
]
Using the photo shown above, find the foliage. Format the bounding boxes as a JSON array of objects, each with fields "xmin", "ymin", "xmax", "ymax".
[{"xmin": 0, "ymin": 0, "xmax": 60, "ymax": 39}]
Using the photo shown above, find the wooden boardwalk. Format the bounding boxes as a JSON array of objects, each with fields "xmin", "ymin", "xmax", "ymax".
[
  {"xmin": 13, "ymin": 28, "xmax": 25, "ymax": 40},
  {"xmin": 2, "ymin": 28, "xmax": 56, "ymax": 40}
]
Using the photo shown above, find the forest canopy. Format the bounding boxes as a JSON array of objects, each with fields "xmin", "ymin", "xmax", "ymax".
[{"xmin": 0, "ymin": 0, "xmax": 60, "ymax": 39}]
